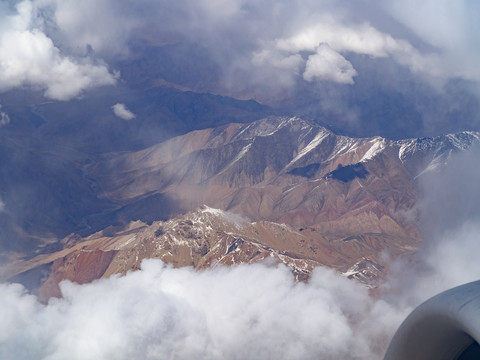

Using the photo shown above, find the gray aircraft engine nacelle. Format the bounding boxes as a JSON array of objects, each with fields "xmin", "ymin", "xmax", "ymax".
[{"xmin": 384, "ymin": 281, "xmax": 480, "ymax": 360}]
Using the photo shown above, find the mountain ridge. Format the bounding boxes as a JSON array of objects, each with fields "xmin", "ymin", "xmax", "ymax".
[{"xmin": 4, "ymin": 116, "xmax": 479, "ymax": 299}]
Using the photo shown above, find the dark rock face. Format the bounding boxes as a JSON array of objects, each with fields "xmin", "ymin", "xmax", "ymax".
[{"xmin": 326, "ymin": 163, "xmax": 369, "ymax": 183}]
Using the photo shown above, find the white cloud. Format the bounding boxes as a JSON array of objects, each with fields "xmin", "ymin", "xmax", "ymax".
[
  {"xmin": 112, "ymin": 103, "xmax": 136, "ymax": 120},
  {"xmin": 0, "ymin": 0, "xmax": 117, "ymax": 100},
  {"xmin": 303, "ymin": 44, "xmax": 358, "ymax": 84},
  {"xmin": 142, "ymin": 0, "xmax": 471, "ymax": 89},
  {"xmin": 276, "ymin": 21, "xmax": 412, "ymax": 58},
  {"xmin": 267, "ymin": 17, "xmax": 452, "ymax": 86},
  {"xmin": 0, "ymin": 260, "xmax": 407, "ymax": 360},
  {"xmin": 1, "ymin": 0, "xmax": 478, "ymax": 98}
]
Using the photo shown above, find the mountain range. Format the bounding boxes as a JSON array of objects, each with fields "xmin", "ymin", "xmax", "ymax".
[{"xmin": 4, "ymin": 114, "xmax": 479, "ymax": 300}]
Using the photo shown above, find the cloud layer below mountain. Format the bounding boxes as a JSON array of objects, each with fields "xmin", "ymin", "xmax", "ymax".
[{"xmin": 0, "ymin": 260, "xmax": 407, "ymax": 360}]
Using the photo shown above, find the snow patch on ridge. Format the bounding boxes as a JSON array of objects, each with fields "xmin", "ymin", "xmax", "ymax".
[
  {"xmin": 288, "ymin": 129, "xmax": 330, "ymax": 167},
  {"xmin": 327, "ymin": 137, "xmax": 359, "ymax": 160},
  {"xmin": 219, "ymin": 143, "xmax": 252, "ymax": 174},
  {"xmin": 398, "ymin": 131, "xmax": 480, "ymax": 163},
  {"xmin": 446, "ymin": 133, "xmax": 475, "ymax": 150},
  {"xmin": 397, "ymin": 142, "xmax": 409, "ymax": 162},
  {"xmin": 235, "ymin": 117, "xmax": 302, "ymax": 139},
  {"xmin": 261, "ymin": 117, "xmax": 295, "ymax": 136},
  {"xmin": 361, "ymin": 138, "xmax": 386, "ymax": 162},
  {"xmin": 234, "ymin": 122, "xmax": 254, "ymax": 139},
  {"xmin": 415, "ymin": 156, "xmax": 446, "ymax": 178},
  {"xmin": 397, "ymin": 138, "xmax": 434, "ymax": 162}
]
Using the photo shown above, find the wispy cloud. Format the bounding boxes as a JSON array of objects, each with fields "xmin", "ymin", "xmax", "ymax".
[
  {"xmin": 0, "ymin": 105, "xmax": 10, "ymax": 127},
  {"xmin": 384, "ymin": 0, "xmax": 480, "ymax": 82},
  {"xmin": 384, "ymin": 145, "xmax": 480, "ymax": 306},
  {"xmin": 302, "ymin": 44, "xmax": 358, "ymax": 84}
]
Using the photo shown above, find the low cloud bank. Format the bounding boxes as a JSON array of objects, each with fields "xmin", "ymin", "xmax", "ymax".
[{"xmin": 0, "ymin": 260, "xmax": 406, "ymax": 360}]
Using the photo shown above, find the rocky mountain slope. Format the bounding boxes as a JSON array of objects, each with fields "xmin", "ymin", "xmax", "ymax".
[
  {"xmin": 88, "ymin": 115, "xmax": 478, "ymax": 238},
  {"xmin": 4, "ymin": 116, "xmax": 479, "ymax": 299},
  {"xmin": 0, "ymin": 86, "xmax": 270, "ymax": 258}
]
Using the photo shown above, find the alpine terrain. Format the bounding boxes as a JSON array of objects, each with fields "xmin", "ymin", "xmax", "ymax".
[{"xmin": 4, "ymin": 115, "xmax": 479, "ymax": 300}]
